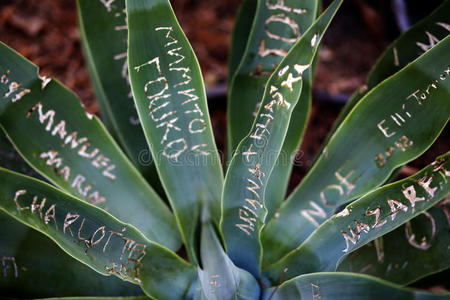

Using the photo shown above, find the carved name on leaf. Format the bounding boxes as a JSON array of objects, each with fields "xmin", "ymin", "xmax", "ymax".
[{"xmin": 13, "ymin": 189, "xmax": 146, "ymax": 283}]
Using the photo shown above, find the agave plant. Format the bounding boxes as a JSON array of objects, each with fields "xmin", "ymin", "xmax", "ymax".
[{"xmin": 0, "ymin": 0, "xmax": 449, "ymax": 299}]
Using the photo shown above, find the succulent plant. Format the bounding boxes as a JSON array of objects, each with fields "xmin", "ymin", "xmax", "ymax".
[{"xmin": 0, "ymin": 0, "xmax": 449, "ymax": 299}]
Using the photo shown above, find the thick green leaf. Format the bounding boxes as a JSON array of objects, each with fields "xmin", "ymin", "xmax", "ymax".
[
  {"xmin": 227, "ymin": 0, "xmax": 257, "ymax": 82},
  {"xmin": 367, "ymin": 0, "xmax": 450, "ymax": 89},
  {"xmin": 262, "ymin": 272, "xmax": 448, "ymax": 299},
  {"xmin": 263, "ymin": 152, "xmax": 450, "ymax": 283},
  {"xmin": 337, "ymin": 202, "xmax": 450, "ymax": 285},
  {"xmin": 0, "ymin": 211, "xmax": 142, "ymax": 298},
  {"xmin": 322, "ymin": 0, "xmax": 450, "ymax": 149},
  {"xmin": 127, "ymin": 0, "xmax": 223, "ymax": 263},
  {"xmin": 0, "ymin": 127, "xmax": 75, "ymax": 296},
  {"xmin": 0, "ymin": 42, "xmax": 180, "ymax": 250},
  {"xmin": 196, "ymin": 222, "xmax": 260, "ymax": 300},
  {"xmin": 0, "ymin": 168, "xmax": 196, "ymax": 300},
  {"xmin": 264, "ymin": 67, "xmax": 312, "ymax": 221},
  {"xmin": 264, "ymin": 0, "xmax": 323, "ymax": 216},
  {"xmin": 227, "ymin": 0, "xmax": 319, "ymax": 154},
  {"xmin": 227, "ymin": 0, "xmax": 320, "ymax": 220},
  {"xmin": 77, "ymin": 0, "xmax": 163, "ymax": 195},
  {"xmin": 221, "ymin": 0, "xmax": 342, "ymax": 277},
  {"xmin": 262, "ymin": 35, "xmax": 450, "ymax": 266}
]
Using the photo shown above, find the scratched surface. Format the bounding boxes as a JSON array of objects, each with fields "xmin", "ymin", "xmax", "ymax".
[
  {"xmin": 0, "ymin": 211, "xmax": 142, "ymax": 297},
  {"xmin": 221, "ymin": 0, "xmax": 343, "ymax": 277},
  {"xmin": 127, "ymin": 0, "xmax": 224, "ymax": 264},
  {"xmin": 263, "ymin": 152, "xmax": 450, "ymax": 283},
  {"xmin": 0, "ymin": 42, "xmax": 180, "ymax": 250},
  {"xmin": 337, "ymin": 203, "xmax": 450, "ymax": 285},
  {"xmin": 78, "ymin": 0, "xmax": 165, "ymax": 196},
  {"xmin": 0, "ymin": 169, "xmax": 196, "ymax": 299},
  {"xmin": 262, "ymin": 35, "xmax": 450, "ymax": 267}
]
